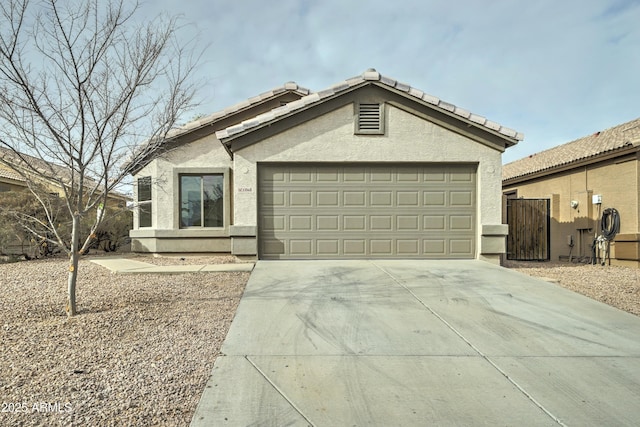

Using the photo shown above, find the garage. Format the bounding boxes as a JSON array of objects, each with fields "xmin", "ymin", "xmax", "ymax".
[{"xmin": 258, "ymin": 163, "xmax": 476, "ymax": 259}]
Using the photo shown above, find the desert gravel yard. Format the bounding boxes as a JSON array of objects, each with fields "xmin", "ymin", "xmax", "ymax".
[
  {"xmin": 0, "ymin": 255, "xmax": 248, "ymax": 427},
  {"xmin": 504, "ymin": 260, "xmax": 640, "ymax": 317},
  {"xmin": 1, "ymin": 256, "xmax": 639, "ymax": 426}
]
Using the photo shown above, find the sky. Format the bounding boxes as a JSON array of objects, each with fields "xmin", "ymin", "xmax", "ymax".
[{"xmin": 144, "ymin": 0, "xmax": 640, "ymax": 164}]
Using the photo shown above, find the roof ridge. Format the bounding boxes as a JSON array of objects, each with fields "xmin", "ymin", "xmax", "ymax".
[
  {"xmin": 166, "ymin": 82, "xmax": 312, "ymax": 138},
  {"xmin": 217, "ymin": 68, "xmax": 524, "ymax": 142}
]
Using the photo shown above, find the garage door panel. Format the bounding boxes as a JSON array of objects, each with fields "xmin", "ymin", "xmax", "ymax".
[
  {"xmin": 424, "ymin": 215, "xmax": 446, "ymax": 230},
  {"xmin": 317, "ymin": 240, "xmax": 339, "ymax": 255},
  {"xmin": 371, "ymin": 171, "xmax": 393, "ymax": 182},
  {"xmin": 371, "ymin": 215, "xmax": 393, "ymax": 230},
  {"xmin": 317, "ymin": 215, "xmax": 339, "ymax": 230},
  {"xmin": 290, "ymin": 240, "xmax": 312, "ymax": 255},
  {"xmin": 450, "ymin": 215, "xmax": 473, "ymax": 231},
  {"xmin": 424, "ymin": 171, "xmax": 446, "ymax": 182},
  {"xmin": 450, "ymin": 191, "xmax": 473, "ymax": 206},
  {"xmin": 289, "ymin": 216, "xmax": 312, "ymax": 231},
  {"xmin": 262, "ymin": 215, "xmax": 285, "ymax": 231},
  {"xmin": 450, "ymin": 239, "xmax": 473, "ymax": 256},
  {"xmin": 397, "ymin": 216, "xmax": 419, "ymax": 231},
  {"xmin": 290, "ymin": 191, "xmax": 312, "ymax": 206},
  {"xmin": 371, "ymin": 191, "xmax": 393, "ymax": 206},
  {"xmin": 290, "ymin": 171, "xmax": 312, "ymax": 182},
  {"xmin": 344, "ymin": 215, "xmax": 366, "ymax": 231},
  {"xmin": 370, "ymin": 239, "xmax": 393, "ymax": 255},
  {"xmin": 259, "ymin": 164, "xmax": 476, "ymax": 259},
  {"xmin": 397, "ymin": 191, "xmax": 419, "ymax": 206},
  {"xmin": 263, "ymin": 239, "xmax": 285, "ymax": 255},
  {"xmin": 397, "ymin": 239, "xmax": 420, "ymax": 255},
  {"xmin": 344, "ymin": 191, "xmax": 366, "ymax": 206},
  {"xmin": 317, "ymin": 191, "xmax": 339, "ymax": 206},
  {"xmin": 263, "ymin": 191, "xmax": 285, "ymax": 206},
  {"xmin": 344, "ymin": 239, "xmax": 366, "ymax": 255},
  {"xmin": 424, "ymin": 191, "xmax": 446, "ymax": 206},
  {"xmin": 344, "ymin": 171, "xmax": 366, "ymax": 182},
  {"xmin": 317, "ymin": 169, "xmax": 339, "ymax": 182},
  {"xmin": 424, "ymin": 239, "xmax": 446, "ymax": 255}
]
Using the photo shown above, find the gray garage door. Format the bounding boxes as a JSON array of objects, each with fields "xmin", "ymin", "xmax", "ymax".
[{"xmin": 258, "ymin": 163, "xmax": 476, "ymax": 259}]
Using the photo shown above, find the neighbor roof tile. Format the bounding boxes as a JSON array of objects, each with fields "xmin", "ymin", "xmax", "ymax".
[{"xmin": 503, "ymin": 116, "xmax": 640, "ymax": 181}]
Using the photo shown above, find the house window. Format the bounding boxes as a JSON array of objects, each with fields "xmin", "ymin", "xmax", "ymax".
[
  {"xmin": 355, "ymin": 102, "xmax": 384, "ymax": 134},
  {"xmin": 180, "ymin": 174, "xmax": 224, "ymax": 228},
  {"xmin": 137, "ymin": 176, "xmax": 152, "ymax": 228}
]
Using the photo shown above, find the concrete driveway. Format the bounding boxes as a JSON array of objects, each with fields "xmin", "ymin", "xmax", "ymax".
[{"xmin": 191, "ymin": 260, "xmax": 640, "ymax": 426}]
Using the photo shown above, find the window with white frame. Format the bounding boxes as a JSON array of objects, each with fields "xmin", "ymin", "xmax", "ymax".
[
  {"xmin": 179, "ymin": 174, "xmax": 224, "ymax": 228},
  {"xmin": 137, "ymin": 176, "xmax": 152, "ymax": 228}
]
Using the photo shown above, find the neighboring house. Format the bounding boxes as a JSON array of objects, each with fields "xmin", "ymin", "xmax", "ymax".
[
  {"xmin": 129, "ymin": 68, "xmax": 523, "ymax": 263},
  {"xmin": 0, "ymin": 163, "xmax": 27, "ymax": 192},
  {"xmin": 502, "ymin": 116, "xmax": 640, "ymax": 267},
  {"xmin": 0, "ymin": 147, "xmax": 129, "ymax": 204}
]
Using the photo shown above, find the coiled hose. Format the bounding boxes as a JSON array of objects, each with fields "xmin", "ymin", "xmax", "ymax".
[{"xmin": 600, "ymin": 207, "xmax": 620, "ymax": 240}]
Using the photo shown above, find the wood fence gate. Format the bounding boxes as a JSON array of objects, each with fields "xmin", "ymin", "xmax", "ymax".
[{"xmin": 506, "ymin": 198, "xmax": 550, "ymax": 261}]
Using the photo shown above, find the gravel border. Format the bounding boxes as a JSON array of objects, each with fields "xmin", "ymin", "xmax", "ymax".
[
  {"xmin": 503, "ymin": 260, "xmax": 640, "ymax": 317},
  {"xmin": 0, "ymin": 256, "xmax": 248, "ymax": 426}
]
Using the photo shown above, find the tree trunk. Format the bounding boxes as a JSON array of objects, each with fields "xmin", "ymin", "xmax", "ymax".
[{"xmin": 67, "ymin": 214, "xmax": 81, "ymax": 316}]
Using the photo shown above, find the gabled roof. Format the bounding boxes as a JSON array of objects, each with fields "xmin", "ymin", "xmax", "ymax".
[
  {"xmin": 503, "ymin": 116, "xmax": 640, "ymax": 182},
  {"xmin": 126, "ymin": 82, "xmax": 312, "ymax": 174},
  {"xmin": 164, "ymin": 82, "xmax": 311, "ymax": 141},
  {"xmin": 216, "ymin": 68, "xmax": 524, "ymax": 145}
]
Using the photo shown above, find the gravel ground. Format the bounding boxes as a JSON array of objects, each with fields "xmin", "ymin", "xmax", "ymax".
[
  {"xmin": 0, "ymin": 255, "xmax": 248, "ymax": 427},
  {"xmin": 503, "ymin": 260, "xmax": 640, "ymax": 317},
  {"xmin": 2, "ymin": 256, "xmax": 639, "ymax": 426}
]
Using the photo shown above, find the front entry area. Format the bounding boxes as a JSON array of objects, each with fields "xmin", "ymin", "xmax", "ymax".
[{"xmin": 257, "ymin": 163, "xmax": 477, "ymax": 259}]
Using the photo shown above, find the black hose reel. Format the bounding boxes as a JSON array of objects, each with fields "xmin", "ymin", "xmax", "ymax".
[
  {"xmin": 600, "ymin": 208, "xmax": 620, "ymax": 240},
  {"xmin": 592, "ymin": 208, "xmax": 620, "ymax": 265}
]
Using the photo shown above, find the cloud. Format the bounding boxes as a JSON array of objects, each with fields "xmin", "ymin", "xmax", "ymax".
[{"xmin": 143, "ymin": 0, "xmax": 640, "ymax": 163}]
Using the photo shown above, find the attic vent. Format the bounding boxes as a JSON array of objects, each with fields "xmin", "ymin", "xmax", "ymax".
[{"xmin": 356, "ymin": 103, "xmax": 384, "ymax": 134}]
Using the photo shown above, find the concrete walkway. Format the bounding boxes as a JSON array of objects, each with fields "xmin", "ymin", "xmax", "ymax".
[
  {"xmin": 89, "ymin": 257, "xmax": 254, "ymax": 274},
  {"xmin": 191, "ymin": 260, "xmax": 640, "ymax": 426}
]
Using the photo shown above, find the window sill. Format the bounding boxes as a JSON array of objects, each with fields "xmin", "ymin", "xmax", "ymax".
[{"xmin": 130, "ymin": 228, "xmax": 229, "ymax": 238}]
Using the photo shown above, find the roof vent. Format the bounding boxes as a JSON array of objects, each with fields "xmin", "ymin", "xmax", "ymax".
[{"xmin": 356, "ymin": 103, "xmax": 384, "ymax": 134}]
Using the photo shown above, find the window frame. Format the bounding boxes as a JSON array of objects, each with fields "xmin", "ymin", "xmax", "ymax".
[
  {"xmin": 173, "ymin": 168, "xmax": 230, "ymax": 231},
  {"xmin": 137, "ymin": 176, "xmax": 152, "ymax": 228}
]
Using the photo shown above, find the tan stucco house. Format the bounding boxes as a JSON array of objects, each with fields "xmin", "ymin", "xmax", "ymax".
[
  {"xmin": 503, "ymin": 116, "xmax": 640, "ymax": 267},
  {"xmin": 129, "ymin": 69, "xmax": 523, "ymax": 263},
  {"xmin": 0, "ymin": 164, "xmax": 26, "ymax": 192}
]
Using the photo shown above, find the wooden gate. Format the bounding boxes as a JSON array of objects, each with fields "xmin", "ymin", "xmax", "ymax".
[{"xmin": 506, "ymin": 198, "xmax": 550, "ymax": 261}]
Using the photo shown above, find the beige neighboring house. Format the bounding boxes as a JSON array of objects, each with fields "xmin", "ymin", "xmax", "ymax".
[
  {"xmin": 0, "ymin": 147, "xmax": 129, "ymax": 202},
  {"xmin": 503, "ymin": 116, "xmax": 640, "ymax": 267},
  {"xmin": 0, "ymin": 163, "xmax": 27, "ymax": 192},
  {"xmin": 129, "ymin": 69, "xmax": 523, "ymax": 263}
]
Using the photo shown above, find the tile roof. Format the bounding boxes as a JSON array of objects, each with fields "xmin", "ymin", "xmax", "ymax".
[
  {"xmin": 503, "ymin": 116, "xmax": 640, "ymax": 181},
  {"xmin": 164, "ymin": 82, "xmax": 311, "ymax": 140},
  {"xmin": 216, "ymin": 68, "xmax": 524, "ymax": 143},
  {"xmin": 0, "ymin": 164, "xmax": 26, "ymax": 183}
]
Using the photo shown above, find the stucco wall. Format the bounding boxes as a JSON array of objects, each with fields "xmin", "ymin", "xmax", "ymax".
[
  {"xmin": 503, "ymin": 157, "xmax": 638, "ymax": 262},
  {"xmin": 234, "ymin": 103, "xmax": 506, "ymax": 260},
  {"xmin": 130, "ymin": 135, "xmax": 233, "ymax": 253},
  {"xmin": 132, "ymin": 136, "xmax": 231, "ymax": 230}
]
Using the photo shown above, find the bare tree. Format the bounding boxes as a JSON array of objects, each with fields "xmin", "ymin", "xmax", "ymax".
[{"xmin": 0, "ymin": 0, "xmax": 200, "ymax": 316}]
